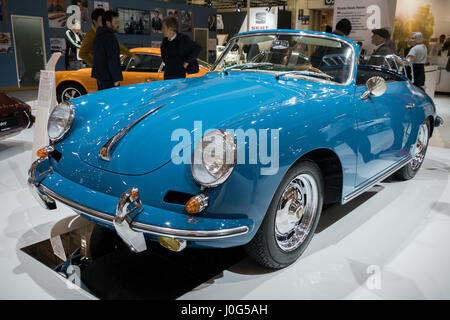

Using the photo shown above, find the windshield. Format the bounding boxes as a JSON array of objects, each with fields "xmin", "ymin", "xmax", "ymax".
[{"xmin": 213, "ymin": 33, "xmax": 354, "ymax": 84}]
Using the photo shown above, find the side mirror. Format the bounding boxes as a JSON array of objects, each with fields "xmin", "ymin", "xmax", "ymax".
[{"xmin": 361, "ymin": 76, "xmax": 387, "ymax": 100}]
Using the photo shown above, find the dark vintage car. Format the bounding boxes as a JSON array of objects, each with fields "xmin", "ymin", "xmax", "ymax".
[{"xmin": 0, "ymin": 91, "xmax": 35, "ymax": 140}]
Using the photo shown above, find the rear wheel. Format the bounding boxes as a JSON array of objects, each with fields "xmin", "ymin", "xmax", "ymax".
[
  {"xmin": 245, "ymin": 160, "xmax": 324, "ymax": 269},
  {"xmin": 57, "ymin": 82, "xmax": 87, "ymax": 103},
  {"xmin": 394, "ymin": 119, "xmax": 430, "ymax": 180}
]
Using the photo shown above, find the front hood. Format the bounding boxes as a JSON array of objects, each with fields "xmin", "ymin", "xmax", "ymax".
[{"xmin": 67, "ymin": 72, "xmax": 328, "ymax": 175}]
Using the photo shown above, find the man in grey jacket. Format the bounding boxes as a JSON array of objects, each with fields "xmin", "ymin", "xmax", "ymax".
[{"xmin": 367, "ymin": 28, "xmax": 393, "ymax": 67}]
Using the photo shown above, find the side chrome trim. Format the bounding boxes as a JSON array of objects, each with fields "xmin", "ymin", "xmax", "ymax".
[
  {"xmin": 38, "ymin": 184, "xmax": 250, "ymax": 240},
  {"xmin": 343, "ymin": 156, "xmax": 412, "ymax": 204},
  {"xmin": 99, "ymin": 103, "xmax": 166, "ymax": 161}
]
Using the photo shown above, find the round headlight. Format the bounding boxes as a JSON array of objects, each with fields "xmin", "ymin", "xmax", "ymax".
[
  {"xmin": 47, "ymin": 101, "xmax": 75, "ymax": 142},
  {"xmin": 191, "ymin": 129, "xmax": 237, "ymax": 187}
]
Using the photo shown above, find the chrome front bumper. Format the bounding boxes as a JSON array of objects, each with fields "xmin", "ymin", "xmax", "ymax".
[
  {"xmin": 27, "ymin": 156, "xmax": 56, "ymax": 210},
  {"xmin": 28, "ymin": 157, "xmax": 249, "ymax": 252}
]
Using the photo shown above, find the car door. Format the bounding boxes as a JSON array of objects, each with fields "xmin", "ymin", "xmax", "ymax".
[
  {"xmin": 121, "ymin": 53, "xmax": 164, "ymax": 86},
  {"xmin": 354, "ymin": 76, "xmax": 414, "ymax": 187}
]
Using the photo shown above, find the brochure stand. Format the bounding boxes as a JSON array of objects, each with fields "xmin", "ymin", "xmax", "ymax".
[{"xmin": 31, "ymin": 52, "xmax": 61, "ymax": 161}]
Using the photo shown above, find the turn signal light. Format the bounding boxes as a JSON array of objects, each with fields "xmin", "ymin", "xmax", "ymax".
[
  {"xmin": 99, "ymin": 147, "xmax": 107, "ymax": 157},
  {"xmin": 185, "ymin": 194, "xmax": 209, "ymax": 214},
  {"xmin": 36, "ymin": 146, "xmax": 54, "ymax": 159},
  {"xmin": 130, "ymin": 188, "xmax": 139, "ymax": 200}
]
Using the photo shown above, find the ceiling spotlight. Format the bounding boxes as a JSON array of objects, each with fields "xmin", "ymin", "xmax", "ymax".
[
  {"xmin": 206, "ymin": 0, "xmax": 212, "ymax": 7},
  {"xmin": 236, "ymin": 2, "xmax": 241, "ymax": 12}
]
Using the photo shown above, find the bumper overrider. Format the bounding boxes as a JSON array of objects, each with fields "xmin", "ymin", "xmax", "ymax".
[{"xmin": 28, "ymin": 151, "xmax": 249, "ymax": 253}]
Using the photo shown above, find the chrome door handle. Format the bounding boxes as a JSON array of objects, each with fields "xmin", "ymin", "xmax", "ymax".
[{"xmin": 405, "ymin": 103, "xmax": 415, "ymax": 109}]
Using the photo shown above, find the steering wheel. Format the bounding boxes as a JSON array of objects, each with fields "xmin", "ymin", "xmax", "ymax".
[
  {"xmin": 250, "ymin": 50, "xmax": 268, "ymax": 63},
  {"xmin": 294, "ymin": 65, "xmax": 326, "ymax": 74}
]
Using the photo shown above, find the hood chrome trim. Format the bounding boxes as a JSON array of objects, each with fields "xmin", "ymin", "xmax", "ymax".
[{"xmin": 99, "ymin": 103, "xmax": 166, "ymax": 161}]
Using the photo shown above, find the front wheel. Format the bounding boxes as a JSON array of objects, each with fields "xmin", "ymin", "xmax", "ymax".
[
  {"xmin": 57, "ymin": 82, "xmax": 87, "ymax": 103},
  {"xmin": 394, "ymin": 119, "xmax": 430, "ymax": 180},
  {"xmin": 245, "ymin": 160, "xmax": 324, "ymax": 269}
]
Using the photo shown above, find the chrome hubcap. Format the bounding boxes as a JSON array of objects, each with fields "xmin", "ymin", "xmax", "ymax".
[
  {"xmin": 275, "ymin": 174, "xmax": 319, "ymax": 252},
  {"xmin": 411, "ymin": 123, "xmax": 429, "ymax": 170},
  {"xmin": 62, "ymin": 87, "xmax": 81, "ymax": 101}
]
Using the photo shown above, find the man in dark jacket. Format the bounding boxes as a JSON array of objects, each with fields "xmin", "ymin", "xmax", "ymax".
[
  {"xmin": 92, "ymin": 10, "xmax": 122, "ymax": 90},
  {"xmin": 160, "ymin": 16, "xmax": 201, "ymax": 80},
  {"xmin": 367, "ymin": 28, "xmax": 393, "ymax": 66}
]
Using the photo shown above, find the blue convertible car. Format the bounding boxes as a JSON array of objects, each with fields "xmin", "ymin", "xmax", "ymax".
[{"xmin": 29, "ymin": 30, "xmax": 443, "ymax": 269}]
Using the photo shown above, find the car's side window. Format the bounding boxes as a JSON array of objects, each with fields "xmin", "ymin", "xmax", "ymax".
[
  {"xmin": 126, "ymin": 54, "xmax": 163, "ymax": 73},
  {"xmin": 356, "ymin": 67, "xmax": 405, "ymax": 86},
  {"xmin": 121, "ymin": 55, "xmax": 131, "ymax": 71}
]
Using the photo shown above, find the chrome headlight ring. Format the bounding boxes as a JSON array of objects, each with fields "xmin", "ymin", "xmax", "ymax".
[
  {"xmin": 47, "ymin": 101, "xmax": 75, "ymax": 143},
  {"xmin": 191, "ymin": 129, "xmax": 237, "ymax": 188}
]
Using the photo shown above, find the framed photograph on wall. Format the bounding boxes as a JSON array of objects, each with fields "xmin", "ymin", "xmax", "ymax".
[
  {"xmin": 94, "ymin": 1, "xmax": 110, "ymax": 10},
  {"xmin": 181, "ymin": 10, "xmax": 193, "ymax": 32},
  {"xmin": 151, "ymin": 8, "xmax": 165, "ymax": 34},
  {"xmin": 167, "ymin": 9, "xmax": 179, "ymax": 31},
  {"xmin": 167, "ymin": 9, "xmax": 178, "ymax": 19},
  {"xmin": 208, "ymin": 14, "xmax": 216, "ymax": 32},
  {"xmin": 0, "ymin": 32, "xmax": 12, "ymax": 53},
  {"xmin": 49, "ymin": 37, "xmax": 66, "ymax": 54},
  {"xmin": 117, "ymin": 7, "xmax": 150, "ymax": 35},
  {"xmin": 47, "ymin": 0, "xmax": 66, "ymax": 28},
  {"xmin": 217, "ymin": 14, "xmax": 224, "ymax": 30}
]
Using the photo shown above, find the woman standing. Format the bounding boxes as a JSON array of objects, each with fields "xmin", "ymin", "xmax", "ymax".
[{"xmin": 406, "ymin": 32, "xmax": 428, "ymax": 88}]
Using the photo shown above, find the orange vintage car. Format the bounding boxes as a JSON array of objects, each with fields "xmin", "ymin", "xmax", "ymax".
[{"xmin": 55, "ymin": 47, "xmax": 210, "ymax": 102}]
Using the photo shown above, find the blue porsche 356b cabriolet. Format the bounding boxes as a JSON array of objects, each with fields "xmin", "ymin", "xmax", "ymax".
[{"xmin": 29, "ymin": 30, "xmax": 443, "ymax": 269}]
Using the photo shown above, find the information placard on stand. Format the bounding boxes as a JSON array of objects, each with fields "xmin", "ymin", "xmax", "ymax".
[{"xmin": 32, "ymin": 52, "xmax": 60, "ymax": 161}]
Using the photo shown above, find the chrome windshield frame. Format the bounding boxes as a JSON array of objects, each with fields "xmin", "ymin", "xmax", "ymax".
[{"xmin": 211, "ymin": 31, "xmax": 357, "ymax": 87}]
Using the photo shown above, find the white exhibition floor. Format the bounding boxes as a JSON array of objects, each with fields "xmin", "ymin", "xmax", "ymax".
[{"xmin": 0, "ymin": 93, "xmax": 449, "ymax": 300}]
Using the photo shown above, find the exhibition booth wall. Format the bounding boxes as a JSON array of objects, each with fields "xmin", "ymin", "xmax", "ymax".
[{"xmin": 0, "ymin": 0, "xmax": 216, "ymax": 88}]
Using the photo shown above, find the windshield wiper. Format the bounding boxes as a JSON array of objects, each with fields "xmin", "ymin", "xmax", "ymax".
[
  {"xmin": 276, "ymin": 70, "xmax": 335, "ymax": 81},
  {"xmin": 223, "ymin": 62, "xmax": 274, "ymax": 74}
]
